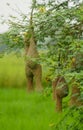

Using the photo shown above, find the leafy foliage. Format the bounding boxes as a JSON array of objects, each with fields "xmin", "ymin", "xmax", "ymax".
[{"xmin": 53, "ymin": 107, "xmax": 83, "ymax": 130}]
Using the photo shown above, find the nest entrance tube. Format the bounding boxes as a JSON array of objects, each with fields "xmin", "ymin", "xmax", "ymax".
[
  {"xmin": 24, "ymin": 2, "xmax": 43, "ymax": 92},
  {"xmin": 52, "ymin": 76, "xmax": 69, "ymax": 112}
]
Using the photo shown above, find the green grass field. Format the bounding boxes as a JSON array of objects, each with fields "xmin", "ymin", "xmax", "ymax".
[
  {"xmin": 0, "ymin": 54, "xmax": 26, "ymax": 88},
  {"xmin": 0, "ymin": 88, "xmax": 83, "ymax": 130},
  {"xmin": 0, "ymin": 88, "xmax": 58, "ymax": 130}
]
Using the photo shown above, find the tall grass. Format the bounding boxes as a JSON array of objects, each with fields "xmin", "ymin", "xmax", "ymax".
[
  {"xmin": 0, "ymin": 54, "xmax": 26, "ymax": 88},
  {"xmin": 0, "ymin": 89, "xmax": 56, "ymax": 130},
  {"xmin": 0, "ymin": 89, "xmax": 82, "ymax": 130}
]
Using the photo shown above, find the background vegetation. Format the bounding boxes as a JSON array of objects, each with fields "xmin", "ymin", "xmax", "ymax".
[{"xmin": 0, "ymin": 54, "xmax": 26, "ymax": 88}]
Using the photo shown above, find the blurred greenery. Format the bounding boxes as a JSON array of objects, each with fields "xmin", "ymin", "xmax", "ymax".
[{"xmin": 0, "ymin": 53, "xmax": 26, "ymax": 88}]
